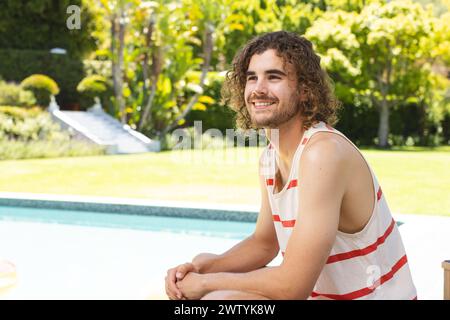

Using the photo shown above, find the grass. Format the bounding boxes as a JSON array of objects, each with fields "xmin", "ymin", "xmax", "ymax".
[{"xmin": 0, "ymin": 146, "xmax": 448, "ymax": 216}]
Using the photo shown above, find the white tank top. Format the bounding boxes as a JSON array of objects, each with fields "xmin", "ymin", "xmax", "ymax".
[{"xmin": 261, "ymin": 121, "xmax": 417, "ymax": 300}]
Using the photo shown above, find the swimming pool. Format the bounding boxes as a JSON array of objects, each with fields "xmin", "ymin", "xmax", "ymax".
[
  {"xmin": 0, "ymin": 205, "xmax": 255, "ymax": 239},
  {"xmin": 1, "ymin": 202, "xmax": 448, "ymax": 299},
  {"xmin": 0, "ymin": 205, "xmax": 268, "ymax": 299}
]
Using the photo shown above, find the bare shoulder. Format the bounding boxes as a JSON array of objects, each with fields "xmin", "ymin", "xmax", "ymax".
[{"xmin": 301, "ymin": 131, "xmax": 351, "ymax": 171}]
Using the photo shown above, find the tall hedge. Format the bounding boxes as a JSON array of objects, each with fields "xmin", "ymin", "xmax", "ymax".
[
  {"xmin": 0, "ymin": 49, "xmax": 84, "ymax": 108},
  {"xmin": 0, "ymin": 0, "xmax": 97, "ymax": 57},
  {"xmin": 0, "ymin": 0, "xmax": 99, "ymax": 109}
]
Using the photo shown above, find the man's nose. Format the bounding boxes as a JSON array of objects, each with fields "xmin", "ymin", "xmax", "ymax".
[{"xmin": 254, "ymin": 79, "xmax": 268, "ymax": 95}]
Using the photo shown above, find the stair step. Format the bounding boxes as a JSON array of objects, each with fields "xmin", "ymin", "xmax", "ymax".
[{"xmin": 53, "ymin": 110, "xmax": 160, "ymax": 154}]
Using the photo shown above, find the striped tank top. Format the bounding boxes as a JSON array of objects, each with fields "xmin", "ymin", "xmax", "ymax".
[{"xmin": 262, "ymin": 121, "xmax": 417, "ymax": 300}]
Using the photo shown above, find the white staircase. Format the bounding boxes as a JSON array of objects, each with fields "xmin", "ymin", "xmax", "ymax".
[{"xmin": 49, "ymin": 98, "xmax": 160, "ymax": 154}]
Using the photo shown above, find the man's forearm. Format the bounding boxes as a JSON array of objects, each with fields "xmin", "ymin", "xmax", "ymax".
[
  {"xmin": 201, "ymin": 266, "xmax": 308, "ymax": 300},
  {"xmin": 192, "ymin": 235, "xmax": 278, "ymax": 274}
]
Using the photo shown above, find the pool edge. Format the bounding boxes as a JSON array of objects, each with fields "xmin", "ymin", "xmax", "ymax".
[{"xmin": 0, "ymin": 192, "xmax": 258, "ymax": 223}]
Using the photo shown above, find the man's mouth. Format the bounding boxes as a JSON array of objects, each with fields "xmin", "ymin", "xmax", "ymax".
[{"xmin": 252, "ymin": 101, "xmax": 276, "ymax": 109}]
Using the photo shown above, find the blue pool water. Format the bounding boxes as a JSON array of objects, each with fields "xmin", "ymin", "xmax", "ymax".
[
  {"xmin": 0, "ymin": 204, "xmax": 259, "ymax": 299},
  {"xmin": 0, "ymin": 206, "xmax": 255, "ymax": 240}
]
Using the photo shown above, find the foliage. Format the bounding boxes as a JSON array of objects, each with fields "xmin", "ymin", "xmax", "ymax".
[
  {"xmin": 184, "ymin": 72, "xmax": 235, "ymax": 133},
  {"xmin": 0, "ymin": 49, "xmax": 85, "ymax": 108},
  {"xmin": 0, "ymin": 80, "xmax": 36, "ymax": 107},
  {"xmin": 0, "ymin": 106, "xmax": 64, "ymax": 141},
  {"xmin": 0, "ymin": 0, "xmax": 103, "ymax": 109},
  {"xmin": 0, "ymin": 0, "xmax": 98, "ymax": 58},
  {"xmin": 76, "ymin": 75, "xmax": 112, "ymax": 109},
  {"xmin": 21, "ymin": 74, "xmax": 60, "ymax": 107},
  {"xmin": 0, "ymin": 106, "xmax": 105, "ymax": 159},
  {"xmin": 306, "ymin": 0, "xmax": 450, "ymax": 147},
  {"xmin": 4, "ymin": 0, "xmax": 448, "ymax": 146},
  {"xmin": 77, "ymin": 75, "xmax": 109, "ymax": 97}
]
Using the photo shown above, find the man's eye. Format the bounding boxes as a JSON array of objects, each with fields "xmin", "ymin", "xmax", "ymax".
[
  {"xmin": 269, "ymin": 75, "xmax": 281, "ymax": 80},
  {"xmin": 247, "ymin": 76, "xmax": 257, "ymax": 81}
]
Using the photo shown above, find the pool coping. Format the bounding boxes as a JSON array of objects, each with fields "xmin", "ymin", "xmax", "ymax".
[{"xmin": 0, "ymin": 192, "xmax": 259, "ymax": 222}]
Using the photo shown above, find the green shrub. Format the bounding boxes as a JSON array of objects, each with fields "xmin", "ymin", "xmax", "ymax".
[
  {"xmin": 21, "ymin": 74, "xmax": 60, "ymax": 107},
  {"xmin": 0, "ymin": 49, "xmax": 85, "ymax": 109},
  {"xmin": 0, "ymin": 81, "xmax": 36, "ymax": 107},
  {"xmin": 185, "ymin": 72, "xmax": 235, "ymax": 134},
  {"xmin": 0, "ymin": 106, "xmax": 67, "ymax": 141},
  {"xmin": 0, "ymin": 106, "xmax": 105, "ymax": 159},
  {"xmin": 77, "ymin": 75, "xmax": 109, "ymax": 97},
  {"xmin": 0, "ymin": 106, "xmax": 42, "ymax": 120},
  {"xmin": 76, "ymin": 75, "xmax": 111, "ymax": 109}
]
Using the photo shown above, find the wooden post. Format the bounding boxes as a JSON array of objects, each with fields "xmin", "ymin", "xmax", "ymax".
[{"xmin": 443, "ymin": 260, "xmax": 450, "ymax": 300}]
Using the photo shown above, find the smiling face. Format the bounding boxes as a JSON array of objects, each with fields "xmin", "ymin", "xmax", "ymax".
[{"xmin": 244, "ymin": 49, "xmax": 301, "ymax": 128}]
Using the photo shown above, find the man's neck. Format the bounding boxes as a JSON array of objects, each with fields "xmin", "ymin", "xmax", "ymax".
[{"xmin": 267, "ymin": 114, "xmax": 305, "ymax": 171}]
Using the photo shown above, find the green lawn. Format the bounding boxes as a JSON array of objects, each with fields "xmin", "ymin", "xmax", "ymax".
[{"xmin": 0, "ymin": 146, "xmax": 448, "ymax": 216}]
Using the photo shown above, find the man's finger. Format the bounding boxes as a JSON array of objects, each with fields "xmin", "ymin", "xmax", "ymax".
[
  {"xmin": 167, "ymin": 268, "xmax": 183, "ymax": 299},
  {"xmin": 165, "ymin": 277, "xmax": 173, "ymax": 299},
  {"xmin": 176, "ymin": 263, "xmax": 194, "ymax": 280},
  {"xmin": 166, "ymin": 279, "xmax": 179, "ymax": 300},
  {"xmin": 165, "ymin": 269, "xmax": 176, "ymax": 298}
]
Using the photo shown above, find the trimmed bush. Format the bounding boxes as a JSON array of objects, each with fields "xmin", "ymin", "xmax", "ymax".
[
  {"xmin": 0, "ymin": 80, "xmax": 36, "ymax": 107},
  {"xmin": 76, "ymin": 75, "xmax": 111, "ymax": 110},
  {"xmin": 0, "ymin": 106, "xmax": 62, "ymax": 141},
  {"xmin": 21, "ymin": 74, "xmax": 60, "ymax": 107},
  {"xmin": 0, "ymin": 49, "xmax": 84, "ymax": 109},
  {"xmin": 0, "ymin": 105, "xmax": 42, "ymax": 121}
]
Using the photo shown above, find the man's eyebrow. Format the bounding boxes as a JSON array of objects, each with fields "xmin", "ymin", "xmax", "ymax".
[
  {"xmin": 266, "ymin": 69, "xmax": 287, "ymax": 76},
  {"xmin": 245, "ymin": 69, "xmax": 287, "ymax": 76}
]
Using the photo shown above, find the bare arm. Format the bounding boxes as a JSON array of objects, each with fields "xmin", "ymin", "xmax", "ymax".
[
  {"xmin": 177, "ymin": 137, "xmax": 347, "ymax": 299},
  {"xmin": 166, "ymin": 154, "xmax": 278, "ymax": 299},
  {"xmin": 192, "ymin": 162, "xmax": 279, "ymax": 274}
]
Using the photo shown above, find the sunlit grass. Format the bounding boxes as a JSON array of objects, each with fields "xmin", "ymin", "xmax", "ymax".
[{"xmin": 0, "ymin": 146, "xmax": 448, "ymax": 216}]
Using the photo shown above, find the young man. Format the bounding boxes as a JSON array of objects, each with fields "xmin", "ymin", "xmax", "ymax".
[{"xmin": 165, "ymin": 31, "xmax": 417, "ymax": 300}]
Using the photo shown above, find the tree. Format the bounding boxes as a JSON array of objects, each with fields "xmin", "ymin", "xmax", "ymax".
[
  {"xmin": 98, "ymin": 0, "xmax": 138, "ymax": 123},
  {"xmin": 306, "ymin": 0, "xmax": 450, "ymax": 147},
  {"xmin": 217, "ymin": 0, "xmax": 321, "ymax": 65},
  {"xmin": 94, "ymin": 0, "xmax": 224, "ymax": 133}
]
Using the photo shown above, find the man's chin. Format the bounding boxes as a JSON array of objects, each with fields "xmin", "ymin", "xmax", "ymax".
[{"xmin": 251, "ymin": 118, "xmax": 279, "ymax": 129}]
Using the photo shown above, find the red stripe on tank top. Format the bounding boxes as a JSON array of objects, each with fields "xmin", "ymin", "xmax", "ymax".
[
  {"xmin": 326, "ymin": 219, "xmax": 396, "ymax": 264},
  {"xmin": 272, "ymin": 215, "xmax": 296, "ymax": 227},
  {"xmin": 377, "ymin": 187, "xmax": 383, "ymax": 201},
  {"xmin": 311, "ymin": 254, "xmax": 408, "ymax": 300},
  {"xmin": 287, "ymin": 179, "xmax": 298, "ymax": 189}
]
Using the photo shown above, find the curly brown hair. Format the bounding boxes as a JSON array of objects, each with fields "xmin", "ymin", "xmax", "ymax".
[{"xmin": 222, "ymin": 31, "xmax": 340, "ymax": 130}]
